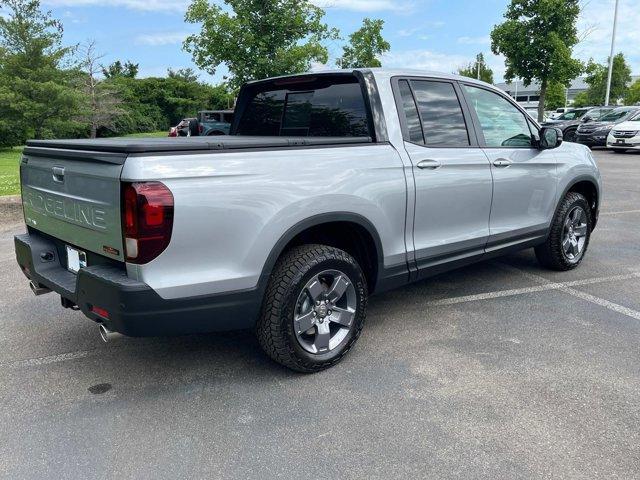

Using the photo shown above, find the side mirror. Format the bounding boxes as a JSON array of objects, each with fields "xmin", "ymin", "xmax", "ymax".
[
  {"xmin": 581, "ymin": 116, "xmax": 591, "ymax": 123},
  {"xmin": 540, "ymin": 127, "xmax": 563, "ymax": 149}
]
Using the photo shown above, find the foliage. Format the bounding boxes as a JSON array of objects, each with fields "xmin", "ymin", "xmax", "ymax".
[
  {"xmin": 167, "ymin": 67, "xmax": 199, "ymax": 82},
  {"xmin": 579, "ymin": 54, "xmax": 632, "ymax": 106},
  {"xmin": 0, "ymin": 0, "xmax": 84, "ymax": 147},
  {"xmin": 101, "ymin": 59, "xmax": 139, "ymax": 78},
  {"xmin": 337, "ymin": 18, "xmax": 390, "ymax": 69},
  {"xmin": 491, "ymin": 0, "xmax": 583, "ymax": 121},
  {"xmin": 544, "ymin": 81, "xmax": 567, "ymax": 110},
  {"xmin": 571, "ymin": 91, "xmax": 590, "ymax": 108},
  {"xmin": 104, "ymin": 76, "xmax": 233, "ymax": 135},
  {"xmin": 183, "ymin": 0, "xmax": 339, "ymax": 90},
  {"xmin": 626, "ymin": 79, "xmax": 640, "ymax": 106},
  {"xmin": 457, "ymin": 53, "xmax": 494, "ymax": 84},
  {"xmin": 0, "ymin": 147, "xmax": 22, "ymax": 196},
  {"xmin": 78, "ymin": 41, "xmax": 125, "ymax": 138}
]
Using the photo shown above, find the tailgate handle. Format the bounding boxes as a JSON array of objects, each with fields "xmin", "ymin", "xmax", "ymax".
[{"xmin": 52, "ymin": 166, "xmax": 65, "ymax": 183}]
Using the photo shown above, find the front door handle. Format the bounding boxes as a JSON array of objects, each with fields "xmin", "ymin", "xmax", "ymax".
[
  {"xmin": 417, "ymin": 159, "xmax": 442, "ymax": 170},
  {"xmin": 493, "ymin": 158, "xmax": 513, "ymax": 168}
]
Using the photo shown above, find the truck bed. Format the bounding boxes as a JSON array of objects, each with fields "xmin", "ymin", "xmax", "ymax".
[{"xmin": 25, "ymin": 136, "xmax": 373, "ymax": 156}]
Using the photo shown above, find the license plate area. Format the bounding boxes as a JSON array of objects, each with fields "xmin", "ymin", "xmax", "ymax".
[
  {"xmin": 66, "ymin": 245, "xmax": 87, "ymax": 273},
  {"xmin": 616, "ymin": 139, "xmax": 627, "ymax": 144}
]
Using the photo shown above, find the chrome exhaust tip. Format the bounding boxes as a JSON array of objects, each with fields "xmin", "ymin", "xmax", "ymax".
[
  {"xmin": 99, "ymin": 324, "xmax": 123, "ymax": 343},
  {"xmin": 29, "ymin": 281, "xmax": 51, "ymax": 296}
]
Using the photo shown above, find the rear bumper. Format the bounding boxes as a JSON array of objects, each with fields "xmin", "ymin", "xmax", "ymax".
[{"xmin": 14, "ymin": 232, "xmax": 261, "ymax": 337}]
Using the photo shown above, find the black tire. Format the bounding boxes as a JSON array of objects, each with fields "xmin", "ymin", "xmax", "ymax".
[
  {"xmin": 535, "ymin": 192, "xmax": 593, "ymax": 271},
  {"xmin": 256, "ymin": 244, "xmax": 367, "ymax": 373},
  {"xmin": 564, "ymin": 128, "xmax": 577, "ymax": 143}
]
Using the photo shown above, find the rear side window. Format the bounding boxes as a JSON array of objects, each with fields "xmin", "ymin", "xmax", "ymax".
[
  {"xmin": 397, "ymin": 80, "xmax": 425, "ymax": 144},
  {"xmin": 236, "ymin": 77, "xmax": 371, "ymax": 137},
  {"xmin": 410, "ymin": 80, "xmax": 470, "ymax": 146}
]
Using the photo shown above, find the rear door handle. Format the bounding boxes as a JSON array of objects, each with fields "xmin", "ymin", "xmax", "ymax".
[
  {"xmin": 493, "ymin": 158, "xmax": 513, "ymax": 168},
  {"xmin": 417, "ymin": 159, "xmax": 442, "ymax": 170}
]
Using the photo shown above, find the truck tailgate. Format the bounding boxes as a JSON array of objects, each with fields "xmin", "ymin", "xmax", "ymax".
[{"xmin": 20, "ymin": 148, "xmax": 125, "ymax": 262}]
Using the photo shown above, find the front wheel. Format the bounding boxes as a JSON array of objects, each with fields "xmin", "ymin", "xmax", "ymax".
[
  {"xmin": 256, "ymin": 245, "xmax": 367, "ymax": 372},
  {"xmin": 564, "ymin": 128, "xmax": 577, "ymax": 143},
  {"xmin": 535, "ymin": 192, "xmax": 593, "ymax": 271}
]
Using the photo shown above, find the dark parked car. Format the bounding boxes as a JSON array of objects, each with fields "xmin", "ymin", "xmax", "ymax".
[
  {"xmin": 576, "ymin": 107, "xmax": 640, "ymax": 147},
  {"xmin": 542, "ymin": 107, "xmax": 614, "ymax": 142}
]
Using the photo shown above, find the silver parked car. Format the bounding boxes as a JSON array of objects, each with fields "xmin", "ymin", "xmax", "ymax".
[{"xmin": 15, "ymin": 69, "xmax": 601, "ymax": 372}]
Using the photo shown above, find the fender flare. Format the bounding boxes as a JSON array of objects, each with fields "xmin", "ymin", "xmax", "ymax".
[
  {"xmin": 555, "ymin": 174, "xmax": 601, "ymax": 228},
  {"xmin": 255, "ymin": 212, "xmax": 385, "ymax": 295}
]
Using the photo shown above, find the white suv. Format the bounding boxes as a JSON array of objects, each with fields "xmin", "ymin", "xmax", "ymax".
[{"xmin": 607, "ymin": 111, "xmax": 640, "ymax": 153}]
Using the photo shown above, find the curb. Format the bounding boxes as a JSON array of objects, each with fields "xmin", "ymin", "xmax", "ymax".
[{"xmin": 0, "ymin": 195, "xmax": 21, "ymax": 205}]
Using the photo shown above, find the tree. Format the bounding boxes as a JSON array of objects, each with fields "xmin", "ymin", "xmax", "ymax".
[
  {"xmin": 183, "ymin": 0, "xmax": 339, "ymax": 90},
  {"xmin": 544, "ymin": 81, "xmax": 567, "ymax": 110},
  {"xmin": 0, "ymin": 0, "xmax": 83, "ymax": 146},
  {"xmin": 336, "ymin": 18, "xmax": 390, "ymax": 69},
  {"xmin": 580, "ymin": 54, "xmax": 631, "ymax": 106},
  {"xmin": 78, "ymin": 41, "xmax": 124, "ymax": 138},
  {"xmin": 457, "ymin": 53, "xmax": 494, "ymax": 84},
  {"xmin": 491, "ymin": 0, "xmax": 583, "ymax": 121},
  {"xmin": 101, "ymin": 60, "xmax": 139, "ymax": 79},
  {"xmin": 167, "ymin": 67, "xmax": 198, "ymax": 83},
  {"xmin": 626, "ymin": 79, "xmax": 640, "ymax": 106}
]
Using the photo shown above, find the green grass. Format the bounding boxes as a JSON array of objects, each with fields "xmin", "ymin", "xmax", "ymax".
[
  {"xmin": 0, "ymin": 132, "xmax": 167, "ymax": 196},
  {"xmin": 0, "ymin": 147, "xmax": 23, "ymax": 196},
  {"xmin": 118, "ymin": 131, "xmax": 168, "ymax": 138}
]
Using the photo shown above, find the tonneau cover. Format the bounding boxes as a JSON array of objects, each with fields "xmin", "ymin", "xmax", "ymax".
[{"xmin": 25, "ymin": 136, "xmax": 373, "ymax": 155}]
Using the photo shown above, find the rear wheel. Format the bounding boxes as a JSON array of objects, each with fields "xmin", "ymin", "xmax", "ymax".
[
  {"xmin": 256, "ymin": 244, "xmax": 367, "ymax": 372},
  {"xmin": 535, "ymin": 192, "xmax": 592, "ymax": 271}
]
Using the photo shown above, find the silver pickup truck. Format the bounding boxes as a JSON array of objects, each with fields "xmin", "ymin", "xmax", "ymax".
[{"xmin": 15, "ymin": 69, "xmax": 601, "ymax": 372}]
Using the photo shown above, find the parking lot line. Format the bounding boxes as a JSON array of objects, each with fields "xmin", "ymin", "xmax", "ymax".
[
  {"xmin": 599, "ymin": 209, "xmax": 640, "ymax": 216},
  {"xmin": 426, "ymin": 271, "xmax": 640, "ymax": 307},
  {"xmin": 5, "ymin": 272, "xmax": 639, "ymax": 369},
  {"xmin": 497, "ymin": 264, "xmax": 640, "ymax": 321}
]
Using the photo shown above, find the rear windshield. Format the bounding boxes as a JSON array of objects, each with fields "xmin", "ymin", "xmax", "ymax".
[{"xmin": 235, "ymin": 76, "xmax": 371, "ymax": 137}]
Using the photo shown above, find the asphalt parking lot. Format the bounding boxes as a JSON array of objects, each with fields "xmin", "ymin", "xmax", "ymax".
[{"xmin": 1, "ymin": 149, "xmax": 639, "ymax": 479}]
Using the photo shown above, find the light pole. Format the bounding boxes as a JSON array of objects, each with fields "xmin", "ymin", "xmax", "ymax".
[{"xmin": 605, "ymin": 0, "xmax": 620, "ymax": 106}]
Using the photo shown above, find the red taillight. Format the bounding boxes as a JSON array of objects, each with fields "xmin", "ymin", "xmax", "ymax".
[
  {"xmin": 198, "ymin": 124, "xmax": 204, "ymax": 134},
  {"xmin": 91, "ymin": 306, "xmax": 110, "ymax": 319},
  {"xmin": 122, "ymin": 182, "xmax": 174, "ymax": 264}
]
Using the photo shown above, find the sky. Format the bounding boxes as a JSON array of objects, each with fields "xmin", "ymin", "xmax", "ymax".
[{"xmin": 32, "ymin": 0, "xmax": 640, "ymax": 84}]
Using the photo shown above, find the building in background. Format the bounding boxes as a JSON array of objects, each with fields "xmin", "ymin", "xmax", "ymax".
[{"xmin": 495, "ymin": 75, "xmax": 640, "ymax": 111}]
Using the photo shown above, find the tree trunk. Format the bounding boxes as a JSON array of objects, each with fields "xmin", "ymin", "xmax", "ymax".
[
  {"xmin": 538, "ymin": 79, "xmax": 547, "ymax": 122},
  {"xmin": 90, "ymin": 122, "xmax": 97, "ymax": 139}
]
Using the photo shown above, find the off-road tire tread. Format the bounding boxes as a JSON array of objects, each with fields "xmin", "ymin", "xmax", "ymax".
[
  {"xmin": 256, "ymin": 244, "xmax": 367, "ymax": 373},
  {"xmin": 535, "ymin": 192, "xmax": 592, "ymax": 271}
]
